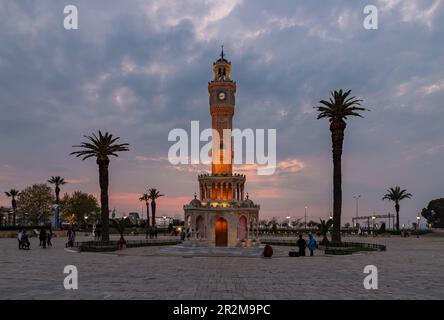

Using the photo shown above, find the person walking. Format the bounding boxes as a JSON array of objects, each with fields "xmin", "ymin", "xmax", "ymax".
[
  {"xmin": 296, "ymin": 234, "xmax": 306, "ymax": 257},
  {"xmin": 47, "ymin": 227, "xmax": 53, "ymax": 247},
  {"xmin": 307, "ymin": 234, "xmax": 317, "ymax": 256},
  {"xmin": 17, "ymin": 229, "xmax": 23, "ymax": 249},
  {"xmin": 40, "ymin": 227, "xmax": 47, "ymax": 249}
]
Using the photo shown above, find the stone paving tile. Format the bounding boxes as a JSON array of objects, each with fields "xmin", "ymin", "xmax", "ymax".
[{"xmin": 0, "ymin": 235, "xmax": 443, "ymax": 299}]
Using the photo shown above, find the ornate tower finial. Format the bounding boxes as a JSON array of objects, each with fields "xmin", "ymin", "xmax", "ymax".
[
  {"xmin": 194, "ymin": 193, "xmax": 197, "ymax": 199},
  {"xmin": 246, "ymin": 193, "xmax": 249, "ymax": 200},
  {"xmin": 220, "ymin": 45, "xmax": 224, "ymax": 59}
]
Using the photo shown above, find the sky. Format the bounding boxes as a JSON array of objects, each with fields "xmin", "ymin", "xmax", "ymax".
[{"xmin": 0, "ymin": 0, "xmax": 443, "ymax": 225}]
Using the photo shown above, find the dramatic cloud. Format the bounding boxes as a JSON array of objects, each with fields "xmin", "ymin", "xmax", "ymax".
[{"xmin": 1, "ymin": 0, "xmax": 443, "ymax": 225}]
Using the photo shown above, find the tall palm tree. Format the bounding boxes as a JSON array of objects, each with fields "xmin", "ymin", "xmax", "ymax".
[
  {"xmin": 71, "ymin": 131, "xmax": 129, "ymax": 241},
  {"xmin": 382, "ymin": 186, "xmax": 412, "ymax": 232},
  {"xmin": 48, "ymin": 176, "xmax": 66, "ymax": 204},
  {"xmin": 48, "ymin": 176, "xmax": 66, "ymax": 229},
  {"xmin": 315, "ymin": 89, "xmax": 368, "ymax": 244},
  {"xmin": 5, "ymin": 189, "xmax": 20, "ymax": 225},
  {"xmin": 139, "ymin": 193, "xmax": 150, "ymax": 227},
  {"xmin": 148, "ymin": 188, "xmax": 164, "ymax": 227}
]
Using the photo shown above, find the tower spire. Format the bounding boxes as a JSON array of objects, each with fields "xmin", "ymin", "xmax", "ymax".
[{"xmin": 220, "ymin": 45, "xmax": 224, "ymax": 60}]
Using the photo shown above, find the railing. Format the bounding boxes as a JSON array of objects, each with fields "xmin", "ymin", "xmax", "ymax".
[
  {"xmin": 325, "ymin": 241, "xmax": 386, "ymax": 251},
  {"xmin": 74, "ymin": 239, "xmax": 182, "ymax": 252}
]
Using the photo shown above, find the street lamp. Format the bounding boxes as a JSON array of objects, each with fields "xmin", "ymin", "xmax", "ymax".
[
  {"xmin": 353, "ymin": 195, "xmax": 361, "ymax": 227},
  {"xmin": 304, "ymin": 206, "xmax": 308, "ymax": 231},
  {"xmin": 286, "ymin": 216, "xmax": 291, "ymax": 228},
  {"xmin": 372, "ymin": 216, "xmax": 376, "ymax": 236},
  {"xmin": 416, "ymin": 214, "xmax": 421, "ymax": 238},
  {"xmin": 84, "ymin": 215, "xmax": 89, "ymax": 232}
]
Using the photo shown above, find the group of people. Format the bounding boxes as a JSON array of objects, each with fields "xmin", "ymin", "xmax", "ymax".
[
  {"xmin": 296, "ymin": 234, "xmax": 318, "ymax": 256},
  {"xmin": 92, "ymin": 224, "xmax": 102, "ymax": 240},
  {"xmin": 145, "ymin": 225, "xmax": 158, "ymax": 239},
  {"xmin": 17, "ymin": 226, "xmax": 54, "ymax": 250},
  {"xmin": 38, "ymin": 227, "xmax": 53, "ymax": 248},
  {"xmin": 262, "ymin": 234, "xmax": 318, "ymax": 258}
]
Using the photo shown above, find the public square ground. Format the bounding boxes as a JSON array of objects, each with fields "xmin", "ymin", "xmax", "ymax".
[{"xmin": 0, "ymin": 233, "xmax": 443, "ymax": 299}]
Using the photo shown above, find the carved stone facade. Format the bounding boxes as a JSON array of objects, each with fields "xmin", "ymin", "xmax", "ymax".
[{"xmin": 183, "ymin": 49, "xmax": 260, "ymax": 247}]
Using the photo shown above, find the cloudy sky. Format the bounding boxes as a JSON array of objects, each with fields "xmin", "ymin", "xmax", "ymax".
[{"xmin": 0, "ymin": 0, "xmax": 443, "ymax": 225}]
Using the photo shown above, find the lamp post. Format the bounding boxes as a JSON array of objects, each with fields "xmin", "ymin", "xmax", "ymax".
[
  {"xmin": 286, "ymin": 216, "xmax": 291, "ymax": 229},
  {"xmin": 304, "ymin": 206, "xmax": 308, "ymax": 232},
  {"xmin": 372, "ymin": 215, "xmax": 376, "ymax": 236},
  {"xmin": 416, "ymin": 214, "xmax": 421, "ymax": 238},
  {"xmin": 84, "ymin": 215, "xmax": 89, "ymax": 232},
  {"xmin": 353, "ymin": 195, "xmax": 361, "ymax": 227}
]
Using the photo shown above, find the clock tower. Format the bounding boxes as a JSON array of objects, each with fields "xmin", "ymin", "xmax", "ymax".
[
  {"xmin": 208, "ymin": 47, "xmax": 236, "ymax": 175},
  {"xmin": 184, "ymin": 48, "xmax": 260, "ymax": 247}
]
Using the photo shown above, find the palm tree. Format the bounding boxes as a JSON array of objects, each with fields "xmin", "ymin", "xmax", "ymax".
[
  {"xmin": 48, "ymin": 176, "xmax": 66, "ymax": 204},
  {"xmin": 139, "ymin": 193, "xmax": 150, "ymax": 227},
  {"xmin": 5, "ymin": 189, "xmax": 20, "ymax": 225},
  {"xmin": 382, "ymin": 186, "xmax": 412, "ymax": 232},
  {"xmin": 315, "ymin": 89, "xmax": 368, "ymax": 244},
  {"xmin": 110, "ymin": 217, "xmax": 130, "ymax": 248},
  {"xmin": 71, "ymin": 131, "xmax": 129, "ymax": 241},
  {"xmin": 318, "ymin": 218, "xmax": 334, "ymax": 246},
  {"xmin": 148, "ymin": 188, "xmax": 164, "ymax": 227},
  {"xmin": 48, "ymin": 176, "xmax": 66, "ymax": 229}
]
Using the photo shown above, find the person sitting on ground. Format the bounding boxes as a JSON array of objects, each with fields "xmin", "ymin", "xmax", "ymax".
[
  {"xmin": 307, "ymin": 234, "xmax": 317, "ymax": 257},
  {"xmin": 262, "ymin": 244, "xmax": 273, "ymax": 258},
  {"xmin": 297, "ymin": 234, "xmax": 307, "ymax": 257}
]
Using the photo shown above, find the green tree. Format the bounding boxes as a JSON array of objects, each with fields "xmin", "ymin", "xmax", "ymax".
[
  {"xmin": 382, "ymin": 186, "xmax": 412, "ymax": 232},
  {"xmin": 17, "ymin": 184, "xmax": 54, "ymax": 225},
  {"xmin": 139, "ymin": 193, "xmax": 150, "ymax": 227},
  {"xmin": 421, "ymin": 198, "xmax": 444, "ymax": 228},
  {"xmin": 71, "ymin": 131, "xmax": 129, "ymax": 241},
  {"xmin": 60, "ymin": 191, "xmax": 100, "ymax": 223},
  {"xmin": 148, "ymin": 188, "xmax": 164, "ymax": 226},
  {"xmin": 5, "ymin": 189, "xmax": 20, "ymax": 225},
  {"xmin": 315, "ymin": 89, "xmax": 368, "ymax": 243}
]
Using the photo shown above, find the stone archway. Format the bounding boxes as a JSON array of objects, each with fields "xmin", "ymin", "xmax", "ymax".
[{"xmin": 215, "ymin": 217, "xmax": 228, "ymax": 247}]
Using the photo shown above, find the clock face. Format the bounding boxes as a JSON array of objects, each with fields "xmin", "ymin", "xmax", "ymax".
[{"xmin": 218, "ymin": 91, "xmax": 226, "ymax": 101}]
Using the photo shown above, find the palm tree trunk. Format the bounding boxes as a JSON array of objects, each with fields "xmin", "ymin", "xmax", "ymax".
[
  {"xmin": 146, "ymin": 202, "xmax": 150, "ymax": 227},
  {"xmin": 55, "ymin": 186, "xmax": 60, "ymax": 204},
  {"xmin": 395, "ymin": 203, "xmax": 400, "ymax": 232},
  {"xmin": 12, "ymin": 198, "xmax": 16, "ymax": 225},
  {"xmin": 98, "ymin": 159, "xmax": 110, "ymax": 241},
  {"xmin": 151, "ymin": 201, "xmax": 156, "ymax": 227},
  {"xmin": 55, "ymin": 187, "xmax": 60, "ymax": 229},
  {"xmin": 330, "ymin": 121, "xmax": 346, "ymax": 244}
]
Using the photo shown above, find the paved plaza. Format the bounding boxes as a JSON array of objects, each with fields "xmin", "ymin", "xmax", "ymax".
[{"xmin": 0, "ymin": 234, "xmax": 443, "ymax": 299}]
